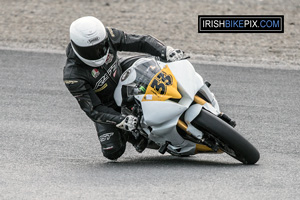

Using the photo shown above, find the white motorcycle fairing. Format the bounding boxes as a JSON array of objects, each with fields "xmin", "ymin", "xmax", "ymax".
[{"xmin": 114, "ymin": 58, "xmax": 221, "ymax": 156}]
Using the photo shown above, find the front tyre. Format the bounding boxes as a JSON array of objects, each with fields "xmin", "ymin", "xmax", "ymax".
[{"xmin": 192, "ymin": 109, "xmax": 260, "ymax": 164}]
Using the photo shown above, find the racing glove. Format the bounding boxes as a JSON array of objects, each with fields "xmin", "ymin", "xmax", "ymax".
[
  {"xmin": 116, "ymin": 115, "xmax": 138, "ymax": 131},
  {"xmin": 166, "ymin": 46, "xmax": 184, "ymax": 62}
]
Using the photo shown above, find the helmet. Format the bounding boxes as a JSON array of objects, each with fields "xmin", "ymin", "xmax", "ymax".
[{"xmin": 70, "ymin": 16, "xmax": 109, "ymax": 67}]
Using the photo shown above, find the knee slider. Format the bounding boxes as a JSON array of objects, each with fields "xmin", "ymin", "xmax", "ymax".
[{"xmin": 102, "ymin": 144, "xmax": 126, "ymax": 160}]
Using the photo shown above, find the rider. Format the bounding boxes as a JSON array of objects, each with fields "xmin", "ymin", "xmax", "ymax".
[{"xmin": 63, "ymin": 16, "xmax": 184, "ymax": 160}]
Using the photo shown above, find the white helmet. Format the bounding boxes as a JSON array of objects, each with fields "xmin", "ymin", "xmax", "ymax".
[{"xmin": 70, "ymin": 16, "xmax": 109, "ymax": 67}]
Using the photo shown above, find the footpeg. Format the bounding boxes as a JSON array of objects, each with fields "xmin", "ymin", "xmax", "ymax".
[
  {"xmin": 158, "ymin": 141, "xmax": 170, "ymax": 154},
  {"xmin": 218, "ymin": 113, "xmax": 236, "ymax": 127}
]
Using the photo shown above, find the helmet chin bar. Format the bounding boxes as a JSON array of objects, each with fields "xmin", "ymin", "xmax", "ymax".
[{"xmin": 72, "ymin": 43, "xmax": 109, "ymax": 67}]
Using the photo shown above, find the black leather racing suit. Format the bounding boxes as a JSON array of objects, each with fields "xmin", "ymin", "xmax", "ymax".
[{"xmin": 63, "ymin": 27, "xmax": 167, "ymax": 160}]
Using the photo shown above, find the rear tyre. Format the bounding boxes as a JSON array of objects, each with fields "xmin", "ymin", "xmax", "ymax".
[{"xmin": 192, "ymin": 109, "xmax": 260, "ymax": 164}]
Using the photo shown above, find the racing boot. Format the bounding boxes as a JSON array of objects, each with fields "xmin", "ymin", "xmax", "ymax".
[{"xmin": 125, "ymin": 132, "xmax": 148, "ymax": 153}]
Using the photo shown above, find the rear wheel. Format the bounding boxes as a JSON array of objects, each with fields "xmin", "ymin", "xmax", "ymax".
[{"xmin": 192, "ymin": 109, "xmax": 260, "ymax": 164}]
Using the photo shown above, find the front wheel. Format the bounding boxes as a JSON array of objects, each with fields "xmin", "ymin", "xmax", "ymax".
[{"xmin": 192, "ymin": 109, "xmax": 260, "ymax": 164}]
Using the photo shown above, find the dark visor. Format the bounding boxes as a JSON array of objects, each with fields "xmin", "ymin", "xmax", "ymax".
[{"xmin": 71, "ymin": 38, "xmax": 109, "ymax": 60}]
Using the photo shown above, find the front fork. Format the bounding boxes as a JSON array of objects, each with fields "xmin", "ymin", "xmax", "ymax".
[
  {"xmin": 176, "ymin": 94, "xmax": 222, "ymax": 153},
  {"xmin": 177, "ymin": 117, "xmax": 221, "ymax": 153},
  {"xmin": 176, "ymin": 93, "xmax": 235, "ymax": 153}
]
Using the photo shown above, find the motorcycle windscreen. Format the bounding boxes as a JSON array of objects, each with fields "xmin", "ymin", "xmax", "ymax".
[{"xmin": 142, "ymin": 65, "xmax": 182, "ymax": 101}]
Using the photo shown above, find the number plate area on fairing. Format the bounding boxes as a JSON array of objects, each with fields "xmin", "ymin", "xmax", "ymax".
[{"xmin": 139, "ymin": 60, "xmax": 203, "ymax": 125}]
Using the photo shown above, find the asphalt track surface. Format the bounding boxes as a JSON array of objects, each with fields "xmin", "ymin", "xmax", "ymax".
[{"xmin": 1, "ymin": 50, "xmax": 299, "ymax": 200}]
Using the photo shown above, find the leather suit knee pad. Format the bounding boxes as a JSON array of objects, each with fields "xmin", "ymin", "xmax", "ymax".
[{"xmin": 95, "ymin": 123, "xmax": 126, "ymax": 160}]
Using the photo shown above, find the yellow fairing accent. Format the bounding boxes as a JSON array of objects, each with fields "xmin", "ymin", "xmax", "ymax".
[
  {"xmin": 195, "ymin": 144, "xmax": 223, "ymax": 153},
  {"xmin": 194, "ymin": 95, "xmax": 206, "ymax": 105},
  {"xmin": 142, "ymin": 65, "xmax": 182, "ymax": 101}
]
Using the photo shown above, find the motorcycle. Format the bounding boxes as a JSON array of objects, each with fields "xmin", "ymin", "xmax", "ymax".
[{"xmin": 114, "ymin": 57, "xmax": 260, "ymax": 164}]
